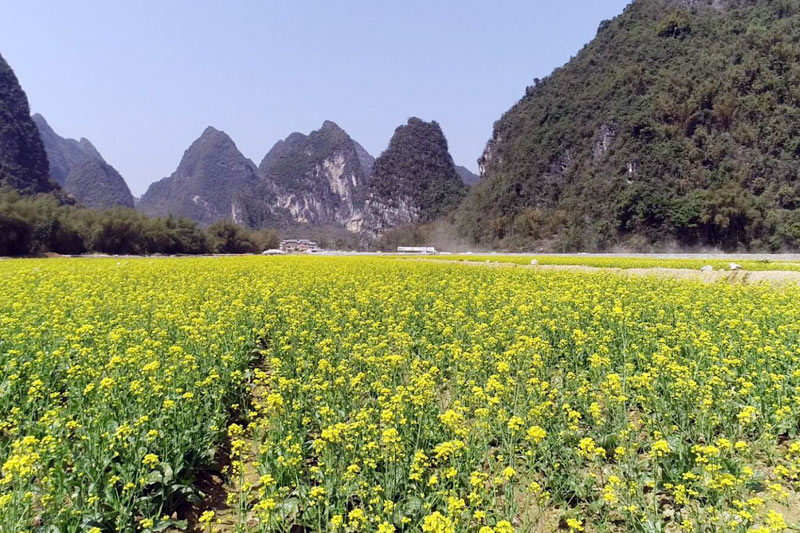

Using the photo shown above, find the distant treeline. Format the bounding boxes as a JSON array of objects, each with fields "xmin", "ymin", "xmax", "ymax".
[{"xmin": 0, "ymin": 189, "xmax": 279, "ymax": 256}]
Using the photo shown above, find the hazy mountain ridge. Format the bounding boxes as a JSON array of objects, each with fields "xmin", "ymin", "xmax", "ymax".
[
  {"xmin": 455, "ymin": 165, "xmax": 479, "ymax": 186},
  {"xmin": 33, "ymin": 114, "xmax": 134, "ymax": 209},
  {"xmin": 138, "ymin": 127, "xmax": 260, "ymax": 225}
]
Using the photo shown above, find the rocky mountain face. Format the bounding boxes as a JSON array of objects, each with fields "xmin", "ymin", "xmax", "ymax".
[
  {"xmin": 0, "ymin": 53, "xmax": 58, "ymax": 195},
  {"xmin": 138, "ymin": 119, "xmax": 466, "ymax": 241},
  {"xmin": 360, "ymin": 118, "xmax": 467, "ymax": 238},
  {"xmin": 242, "ymin": 121, "xmax": 374, "ymax": 231},
  {"xmin": 138, "ymin": 127, "xmax": 260, "ymax": 225},
  {"xmin": 456, "ymin": 0, "xmax": 800, "ymax": 251},
  {"xmin": 32, "ymin": 114, "xmax": 134, "ymax": 209}
]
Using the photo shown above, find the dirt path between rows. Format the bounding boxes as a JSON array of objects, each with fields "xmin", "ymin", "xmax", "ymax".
[{"xmin": 413, "ymin": 259, "xmax": 800, "ymax": 285}]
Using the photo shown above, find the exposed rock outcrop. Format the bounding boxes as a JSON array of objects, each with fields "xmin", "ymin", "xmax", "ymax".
[{"xmin": 247, "ymin": 121, "xmax": 374, "ymax": 230}]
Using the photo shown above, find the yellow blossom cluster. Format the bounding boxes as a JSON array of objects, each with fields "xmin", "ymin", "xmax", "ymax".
[{"xmin": 0, "ymin": 257, "xmax": 274, "ymax": 530}]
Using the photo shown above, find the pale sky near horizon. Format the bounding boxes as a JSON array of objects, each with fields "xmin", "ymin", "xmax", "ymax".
[{"xmin": 1, "ymin": 0, "xmax": 632, "ymax": 196}]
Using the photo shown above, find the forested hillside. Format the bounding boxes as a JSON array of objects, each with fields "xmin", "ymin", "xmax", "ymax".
[
  {"xmin": 363, "ymin": 118, "xmax": 467, "ymax": 238},
  {"xmin": 456, "ymin": 0, "xmax": 800, "ymax": 251},
  {"xmin": 0, "ymin": 53, "xmax": 58, "ymax": 195}
]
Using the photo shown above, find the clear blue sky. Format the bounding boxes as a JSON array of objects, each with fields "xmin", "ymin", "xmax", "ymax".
[{"xmin": 1, "ymin": 0, "xmax": 631, "ymax": 196}]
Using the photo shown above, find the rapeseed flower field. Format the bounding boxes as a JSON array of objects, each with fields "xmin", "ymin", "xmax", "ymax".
[
  {"xmin": 1, "ymin": 257, "xmax": 800, "ymax": 532},
  {"xmin": 416, "ymin": 255, "xmax": 800, "ymax": 272}
]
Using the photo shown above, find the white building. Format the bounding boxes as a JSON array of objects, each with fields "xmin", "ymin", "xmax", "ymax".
[
  {"xmin": 397, "ymin": 246, "xmax": 437, "ymax": 254},
  {"xmin": 280, "ymin": 239, "xmax": 320, "ymax": 253}
]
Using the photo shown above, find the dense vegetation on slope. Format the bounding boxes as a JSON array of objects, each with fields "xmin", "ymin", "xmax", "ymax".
[
  {"xmin": 0, "ymin": 54, "xmax": 59, "ymax": 195},
  {"xmin": 456, "ymin": 0, "xmax": 800, "ymax": 251},
  {"xmin": 33, "ymin": 114, "xmax": 135, "ymax": 209},
  {"xmin": 365, "ymin": 118, "xmax": 467, "ymax": 236},
  {"xmin": 138, "ymin": 127, "xmax": 260, "ymax": 225}
]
